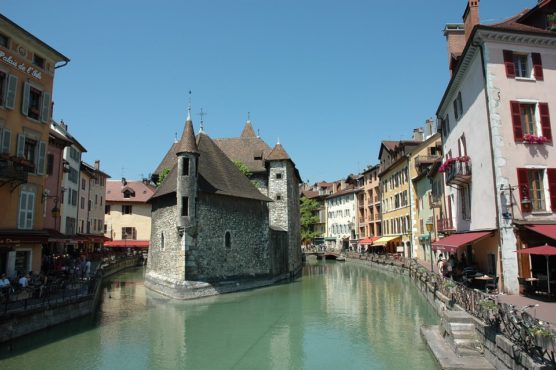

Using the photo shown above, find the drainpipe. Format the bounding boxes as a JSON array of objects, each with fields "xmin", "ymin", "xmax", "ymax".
[{"xmin": 476, "ymin": 41, "xmax": 504, "ymax": 292}]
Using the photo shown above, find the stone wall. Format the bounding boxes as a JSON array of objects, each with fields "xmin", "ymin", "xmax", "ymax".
[
  {"xmin": 193, "ymin": 193, "xmax": 271, "ymax": 281},
  {"xmin": 270, "ymin": 228, "xmax": 289, "ymax": 276},
  {"xmin": 146, "ymin": 194, "xmax": 186, "ymax": 283},
  {"xmin": 285, "ymin": 162, "xmax": 302, "ymax": 276},
  {"xmin": 268, "ymin": 162, "xmax": 288, "ymax": 231}
]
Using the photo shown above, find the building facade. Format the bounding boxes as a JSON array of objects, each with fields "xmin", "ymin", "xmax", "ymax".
[{"xmin": 0, "ymin": 14, "xmax": 69, "ymax": 276}]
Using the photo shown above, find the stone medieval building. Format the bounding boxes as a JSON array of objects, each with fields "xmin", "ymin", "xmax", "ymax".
[{"xmin": 145, "ymin": 112, "xmax": 301, "ymax": 299}]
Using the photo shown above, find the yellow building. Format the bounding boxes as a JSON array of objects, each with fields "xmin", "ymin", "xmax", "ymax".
[
  {"xmin": 376, "ymin": 140, "xmax": 421, "ymax": 256},
  {"xmin": 408, "ymin": 132, "xmax": 442, "ymax": 263},
  {"xmin": 104, "ymin": 179, "xmax": 155, "ymax": 249},
  {"xmin": 0, "ymin": 14, "xmax": 69, "ymax": 276}
]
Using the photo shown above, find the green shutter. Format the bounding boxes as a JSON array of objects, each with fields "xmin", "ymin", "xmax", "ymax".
[
  {"xmin": 21, "ymin": 82, "xmax": 30, "ymax": 116},
  {"xmin": 16, "ymin": 134, "xmax": 25, "ymax": 157},
  {"xmin": 40, "ymin": 91, "xmax": 50, "ymax": 123},
  {"xmin": 5, "ymin": 75, "xmax": 17, "ymax": 109},
  {"xmin": 1, "ymin": 128, "xmax": 10, "ymax": 154},
  {"xmin": 37, "ymin": 141, "xmax": 46, "ymax": 174},
  {"xmin": 18, "ymin": 192, "xmax": 27, "ymax": 229}
]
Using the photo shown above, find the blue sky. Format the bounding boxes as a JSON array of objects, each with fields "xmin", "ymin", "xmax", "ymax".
[{"xmin": 2, "ymin": 1, "xmax": 534, "ymax": 183}]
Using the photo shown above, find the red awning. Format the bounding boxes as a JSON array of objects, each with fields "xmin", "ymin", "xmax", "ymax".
[
  {"xmin": 525, "ymin": 224, "xmax": 556, "ymax": 241},
  {"xmin": 432, "ymin": 231, "xmax": 493, "ymax": 254},
  {"xmin": 516, "ymin": 244, "xmax": 556, "ymax": 256},
  {"xmin": 104, "ymin": 240, "xmax": 149, "ymax": 248},
  {"xmin": 359, "ymin": 237, "xmax": 379, "ymax": 245}
]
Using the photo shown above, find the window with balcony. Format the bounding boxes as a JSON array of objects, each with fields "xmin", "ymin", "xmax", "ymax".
[
  {"xmin": 510, "ymin": 101, "xmax": 552, "ymax": 143},
  {"xmin": 122, "ymin": 227, "xmax": 137, "ymax": 240}
]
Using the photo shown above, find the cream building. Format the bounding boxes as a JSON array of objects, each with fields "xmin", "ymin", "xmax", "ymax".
[{"xmin": 104, "ymin": 179, "xmax": 155, "ymax": 248}]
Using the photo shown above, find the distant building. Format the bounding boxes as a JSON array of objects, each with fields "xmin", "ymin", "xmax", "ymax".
[
  {"xmin": 146, "ymin": 113, "xmax": 302, "ymax": 299},
  {"xmin": 324, "ymin": 181, "xmax": 359, "ymax": 252},
  {"xmin": 104, "ymin": 178, "xmax": 155, "ymax": 250},
  {"xmin": 359, "ymin": 165, "xmax": 381, "ymax": 249}
]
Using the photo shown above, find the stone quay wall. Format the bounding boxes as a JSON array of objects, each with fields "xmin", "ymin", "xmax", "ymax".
[
  {"xmin": 0, "ymin": 257, "xmax": 139, "ymax": 344},
  {"xmin": 347, "ymin": 256, "xmax": 548, "ymax": 370}
]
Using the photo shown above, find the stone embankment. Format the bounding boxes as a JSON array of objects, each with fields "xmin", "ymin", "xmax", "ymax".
[
  {"xmin": 347, "ymin": 255, "xmax": 554, "ymax": 370},
  {"xmin": 0, "ymin": 256, "xmax": 139, "ymax": 344}
]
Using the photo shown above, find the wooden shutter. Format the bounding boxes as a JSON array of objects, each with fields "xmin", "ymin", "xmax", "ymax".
[
  {"xmin": 503, "ymin": 50, "xmax": 515, "ymax": 78},
  {"xmin": 531, "ymin": 53, "xmax": 543, "ymax": 81},
  {"xmin": 18, "ymin": 192, "xmax": 28, "ymax": 228},
  {"xmin": 539, "ymin": 103, "xmax": 552, "ymax": 142},
  {"xmin": 510, "ymin": 101, "xmax": 523, "ymax": 141},
  {"xmin": 21, "ymin": 82, "xmax": 30, "ymax": 116},
  {"xmin": 547, "ymin": 169, "xmax": 556, "ymax": 212},
  {"xmin": 0, "ymin": 128, "xmax": 10, "ymax": 154},
  {"xmin": 37, "ymin": 141, "xmax": 46, "ymax": 175},
  {"xmin": 5, "ymin": 75, "xmax": 17, "ymax": 109},
  {"xmin": 517, "ymin": 168, "xmax": 530, "ymax": 212},
  {"xmin": 26, "ymin": 192, "xmax": 35, "ymax": 229},
  {"xmin": 40, "ymin": 92, "xmax": 50, "ymax": 123},
  {"xmin": 16, "ymin": 134, "xmax": 25, "ymax": 157}
]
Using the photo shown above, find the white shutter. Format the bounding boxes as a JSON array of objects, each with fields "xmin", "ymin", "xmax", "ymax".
[
  {"xmin": 37, "ymin": 141, "xmax": 46, "ymax": 174},
  {"xmin": 1, "ymin": 128, "xmax": 11, "ymax": 154},
  {"xmin": 40, "ymin": 91, "xmax": 50, "ymax": 123},
  {"xmin": 16, "ymin": 134, "xmax": 25, "ymax": 157},
  {"xmin": 18, "ymin": 192, "xmax": 28, "ymax": 229},
  {"xmin": 21, "ymin": 82, "xmax": 30, "ymax": 116},
  {"xmin": 5, "ymin": 75, "xmax": 17, "ymax": 109}
]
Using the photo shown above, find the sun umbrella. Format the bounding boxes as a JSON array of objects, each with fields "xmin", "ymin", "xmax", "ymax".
[{"xmin": 516, "ymin": 244, "xmax": 556, "ymax": 294}]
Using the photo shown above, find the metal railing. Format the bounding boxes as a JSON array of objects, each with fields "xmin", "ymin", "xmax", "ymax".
[{"xmin": 347, "ymin": 253, "xmax": 556, "ymax": 366}]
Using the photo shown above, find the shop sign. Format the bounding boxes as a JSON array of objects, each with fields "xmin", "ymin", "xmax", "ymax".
[{"xmin": 0, "ymin": 50, "xmax": 42, "ymax": 80}]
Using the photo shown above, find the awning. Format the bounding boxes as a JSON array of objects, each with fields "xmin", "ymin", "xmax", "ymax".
[
  {"xmin": 44, "ymin": 229, "xmax": 73, "ymax": 243},
  {"xmin": 104, "ymin": 240, "xmax": 149, "ymax": 248},
  {"xmin": 432, "ymin": 231, "xmax": 493, "ymax": 254},
  {"xmin": 525, "ymin": 224, "xmax": 556, "ymax": 241},
  {"xmin": 324, "ymin": 237, "xmax": 336, "ymax": 241},
  {"xmin": 359, "ymin": 237, "xmax": 379, "ymax": 245},
  {"xmin": 372, "ymin": 235, "xmax": 401, "ymax": 246},
  {"xmin": 0, "ymin": 230, "xmax": 49, "ymax": 245}
]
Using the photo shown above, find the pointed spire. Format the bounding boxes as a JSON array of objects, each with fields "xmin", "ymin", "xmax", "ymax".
[
  {"xmin": 186, "ymin": 90, "xmax": 192, "ymax": 121},
  {"xmin": 241, "ymin": 114, "xmax": 257, "ymax": 138},
  {"xmin": 198, "ymin": 108, "xmax": 207, "ymax": 134},
  {"xmin": 266, "ymin": 142, "xmax": 290, "ymax": 161},
  {"xmin": 176, "ymin": 118, "xmax": 198, "ymax": 155}
]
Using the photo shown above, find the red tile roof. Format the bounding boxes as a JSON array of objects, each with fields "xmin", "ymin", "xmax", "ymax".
[{"xmin": 106, "ymin": 180, "xmax": 156, "ymax": 203}]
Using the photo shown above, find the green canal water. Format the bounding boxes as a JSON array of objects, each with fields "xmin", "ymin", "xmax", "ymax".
[{"xmin": 0, "ymin": 260, "xmax": 439, "ymax": 370}]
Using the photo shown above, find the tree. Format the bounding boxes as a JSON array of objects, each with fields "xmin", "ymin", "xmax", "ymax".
[
  {"xmin": 157, "ymin": 168, "xmax": 171, "ymax": 187},
  {"xmin": 233, "ymin": 160, "xmax": 252, "ymax": 177},
  {"xmin": 300, "ymin": 197, "xmax": 321, "ymax": 245}
]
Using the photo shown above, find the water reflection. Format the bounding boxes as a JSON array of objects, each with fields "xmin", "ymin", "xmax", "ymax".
[{"xmin": 0, "ymin": 261, "xmax": 439, "ymax": 370}]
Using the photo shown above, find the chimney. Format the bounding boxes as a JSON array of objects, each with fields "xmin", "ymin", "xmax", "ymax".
[
  {"xmin": 444, "ymin": 24, "xmax": 465, "ymax": 75},
  {"xmin": 463, "ymin": 0, "xmax": 480, "ymax": 43},
  {"xmin": 412, "ymin": 128, "xmax": 424, "ymax": 142},
  {"xmin": 94, "ymin": 160, "xmax": 100, "ymax": 170}
]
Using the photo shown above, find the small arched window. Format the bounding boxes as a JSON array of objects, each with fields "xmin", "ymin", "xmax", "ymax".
[
  {"xmin": 225, "ymin": 231, "xmax": 231, "ymax": 249},
  {"xmin": 161, "ymin": 232, "xmax": 165, "ymax": 250}
]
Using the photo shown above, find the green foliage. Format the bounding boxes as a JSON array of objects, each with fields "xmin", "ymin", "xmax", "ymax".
[
  {"xmin": 157, "ymin": 168, "xmax": 171, "ymax": 187},
  {"xmin": 478, "ymin": 299, "xmax": 497, "ymax": 311},
  {"xmin": 233, "ymin": 160, "xmax": 252, "ymax": 177},
  {"xmin": 300, "ymin": 197, "xmax": 321, "ymax": 244},
  {"xmin": 548, "ymin": 12, "xmax": 556, "ymax": 23},
  {"xmin": 529, "ymin": 324, "xmax": 555, "ymax": 338}
]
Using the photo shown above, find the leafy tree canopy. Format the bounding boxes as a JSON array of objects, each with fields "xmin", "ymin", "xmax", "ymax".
[{"xmin": 300, "ymin": 196, "xmax": 321, "ymax": 245}]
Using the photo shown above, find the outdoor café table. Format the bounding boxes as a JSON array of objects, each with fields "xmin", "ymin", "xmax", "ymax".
[{"xmin": 474, "ymin": 275, "xmax": 494, "ymax": 292}]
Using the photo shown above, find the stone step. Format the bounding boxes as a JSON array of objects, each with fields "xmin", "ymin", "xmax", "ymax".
[
  {"xmin": 443, "ymin": 310, "xmax": 475, "ymax": 324},
  {"xmin": 421, "ymin": 325, "xmax": 495, "ymax": 370},
  {"xmin": 449, "ymin": 322, "xmax": 476, "ymax": 331},
  {"xmin": 451, "ymin": 331, "xmax": 477, "ymax": 341}
]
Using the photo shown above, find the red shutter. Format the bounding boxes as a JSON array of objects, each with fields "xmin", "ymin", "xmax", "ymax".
[
  {"xmin": 531, "ymin": 53, "xmax": 543, "ymax": 81},
  {"xmin": 503, "ymin": 50, "xmax": 515, "ymax": 78},
  {"xmin": 548, "ymin": 169, "xmax": 556, "ymax": 212},
  {"xmin": 539, "ymin": 103, "xmax": 552, "ymax": 142},
  {"xmin": 510, "ymin": 101, "xmax": 523, "ymax": 141},
  {"xmin": 517, "ymin": 168, "xmax": 530, "ymax": 212}
]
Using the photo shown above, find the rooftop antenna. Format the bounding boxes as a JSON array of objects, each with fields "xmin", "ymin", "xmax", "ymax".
[
  {"xmin": 247, "ymin": 111, "xmax": 251, "ymax": 122},
  {"xmin": 257, "ymin": 129, "xmax": 260, "ymax": 138},
  {"xmin": 174, "ymin": 132, "xmax": 178, "ymax": 143},
  {"xmin": 198, "ymin": 108, "xmax": 207, "ymax": 133},
  {"xmin": 277, "ymin": 137, "xmax": 280, "ymax": 145}
]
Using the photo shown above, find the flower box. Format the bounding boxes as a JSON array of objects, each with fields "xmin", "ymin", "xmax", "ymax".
[{"xmin": 523, "ymin": 134, "xmax": 549, "ymax": 144}]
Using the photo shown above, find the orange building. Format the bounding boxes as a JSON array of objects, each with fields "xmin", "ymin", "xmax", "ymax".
[{"xmin": 0, "ymin": 14, "xmax": 69, "ymax": 277}]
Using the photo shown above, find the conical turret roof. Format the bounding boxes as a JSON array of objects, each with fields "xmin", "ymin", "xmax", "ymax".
[
  {"xmin": 266, "ymin": 143, "xmax": 290, "ymax": 161},
  {"xmin": 176, "ymin": 118, "xmax": 199, "ymax": 155},
  {"xmin": 240, "ymin": 121, "xmax": 257, "ymax": 138}
]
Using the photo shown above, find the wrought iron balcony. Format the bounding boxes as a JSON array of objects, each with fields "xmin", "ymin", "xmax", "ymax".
[
  {"xmin": 444, "ymin": 159, "xmax": 472, "ymax": 186},
  {"xmin": 0, "ymin": 156, "xmax": 33, "ymax": 189},
  {"xmin": 437, "ymin": 218, "xmax": 455, "ymax": 233}
]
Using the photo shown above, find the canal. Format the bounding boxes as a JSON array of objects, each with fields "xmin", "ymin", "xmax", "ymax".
[{"xmin": 0, "ymin": 260, "xmax": 439, "ymax": 370}]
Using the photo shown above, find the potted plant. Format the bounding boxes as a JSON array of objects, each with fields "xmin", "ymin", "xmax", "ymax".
[
  {"xmin": 528, "ymin": 323, "xmax": 556, "ymax": 349},
  {"xmin": 548, "ymin": 12, "xmax": 556, "ymax": 30}
]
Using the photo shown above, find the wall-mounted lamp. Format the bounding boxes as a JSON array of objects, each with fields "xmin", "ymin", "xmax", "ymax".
[
  {"xmin": 42, "ymin": 191, "xmax": 60, "ymax": 218},
  {"xmin": 499, "ymin": 184, "xmax": 532, "ymax": 216}
]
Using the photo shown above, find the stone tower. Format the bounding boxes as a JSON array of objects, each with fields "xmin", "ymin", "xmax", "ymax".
[
  {"xmin": 266, "ymin": 142, "xmax": 302, "ymax": 275},
  {"xmin": 176, "ymin": 111, "xmax": 200, "ymax": 278}
]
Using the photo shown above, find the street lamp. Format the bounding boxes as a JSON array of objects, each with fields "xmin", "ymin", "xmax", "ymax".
[{"xmin": 426, "ymin": 217, "xmax": 434, "ymax": 272}]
